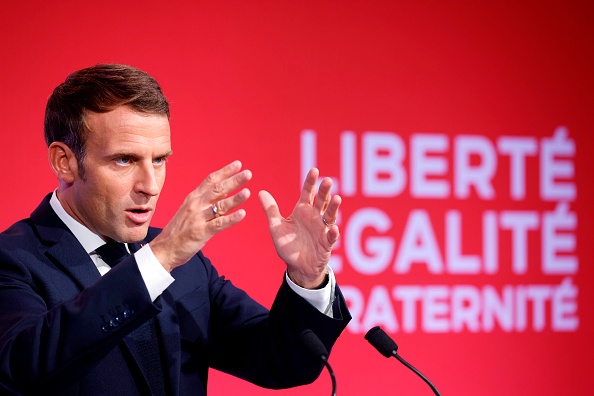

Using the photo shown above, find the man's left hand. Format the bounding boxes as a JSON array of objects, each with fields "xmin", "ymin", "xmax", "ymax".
[{"xmin": 258, "ymin": 168, "xmax": 341, "ymax": 289}]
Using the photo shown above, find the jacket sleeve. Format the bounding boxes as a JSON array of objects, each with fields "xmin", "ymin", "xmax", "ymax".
[
  {"xmin": 192, "ymin": 252, "xmax": 351, "ymax": 389},
  {"xmin": 0, "ymin": 249, "xmax": 159, "ymax": 395}
]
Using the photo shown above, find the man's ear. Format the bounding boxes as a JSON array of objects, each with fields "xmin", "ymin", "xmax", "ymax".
[{"xmin": 48, "ymin": 142, "xmax": 80, "ymax": 183}]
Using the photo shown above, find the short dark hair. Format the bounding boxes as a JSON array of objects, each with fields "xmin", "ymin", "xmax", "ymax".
[{"xmin": 44, "ymin": 64, "xmax": 170, "ymax": 177}]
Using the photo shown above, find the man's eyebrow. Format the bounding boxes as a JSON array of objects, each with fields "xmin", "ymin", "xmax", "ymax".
[
  {"xmin": 109, "ymin": 151, "xmax": 136, "ymax": 158},
  {"xmin": 108, "ymin": 150, "xmax": 173, "ymax": 158}
]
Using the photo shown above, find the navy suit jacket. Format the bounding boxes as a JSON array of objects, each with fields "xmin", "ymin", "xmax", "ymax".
[{"xmin": 0, "ymin": 195, "xmax": 350, "ymax": 395}]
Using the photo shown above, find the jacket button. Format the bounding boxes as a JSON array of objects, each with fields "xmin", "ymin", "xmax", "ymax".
[
  {"xmin": 101, "ymin": 323, "xmax": 111, "ymax": 333},
  {"xmin": 109, "ymin": 318, "xmax": 119, "ymax": 328}
]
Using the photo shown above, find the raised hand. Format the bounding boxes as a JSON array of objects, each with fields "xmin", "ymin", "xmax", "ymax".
[
  {"xmin": 258, "ymin": 168, "xmax": 341, "ymax": 289},
  {"xmin": 150, "ymin": 160, "xmax": 251, "ymax": 271}
]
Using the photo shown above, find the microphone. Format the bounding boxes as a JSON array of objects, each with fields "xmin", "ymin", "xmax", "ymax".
[
  {"xmin": 299, "ymin": 329, "xmax": 337, "ymax": 396},
  {"xmin": 365, "ymin": 326, "xmax": 442, "ymax": 396}
]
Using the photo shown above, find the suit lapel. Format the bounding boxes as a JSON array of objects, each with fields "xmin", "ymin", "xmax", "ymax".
[{"xmin": 31, "ymin": 194, "xmax": 101, "ymax": 289}]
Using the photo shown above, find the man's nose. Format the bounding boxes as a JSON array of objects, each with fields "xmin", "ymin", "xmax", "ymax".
[{"xmin": 135, "ymin": 162, "xmax": 161, "ymax": 196}]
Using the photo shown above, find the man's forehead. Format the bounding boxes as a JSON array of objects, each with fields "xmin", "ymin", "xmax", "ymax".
[
  {"xmin": 83, "ymin": 107, "xmax": 171, "ymax": 150},
  {"xmin": 83, "ymin": 107, "xmax": 168, "ymax": 133}
]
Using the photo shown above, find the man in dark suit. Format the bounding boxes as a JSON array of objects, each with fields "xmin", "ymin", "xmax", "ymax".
[{"xmin": 0, "ymin": 64, "xmax": 350, "ymax": 395}]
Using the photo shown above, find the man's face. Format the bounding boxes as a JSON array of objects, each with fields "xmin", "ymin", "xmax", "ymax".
[{"xmin": 61, "ymin": 106, "xmax": 172, "ymax": 243}]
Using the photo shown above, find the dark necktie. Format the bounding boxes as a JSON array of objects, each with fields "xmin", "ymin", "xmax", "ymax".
[
  {"xmin": 95, "ymin": 242, "xmax": 167, "ymax": 396},
  {"xmin": 95, "ymin": 241, "xmax": 129, "ymax": 267}
]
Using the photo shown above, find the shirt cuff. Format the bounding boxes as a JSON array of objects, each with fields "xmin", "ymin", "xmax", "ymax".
[
  {"xmin": 134, "ymin": 244, "xmax": 175, "ymax": 302},
  {"xmin": 286, "ymin": 266, "xmax": 336, "ymax": 317}
]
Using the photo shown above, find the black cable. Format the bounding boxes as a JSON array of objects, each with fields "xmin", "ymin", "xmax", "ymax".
[
  {"xmin": 321, "ymin": 356, "xmax": 337, "ymax": 396},
  {"xmin": 393, "ymin": 351, "xmax": 441, "ymax": 396}
]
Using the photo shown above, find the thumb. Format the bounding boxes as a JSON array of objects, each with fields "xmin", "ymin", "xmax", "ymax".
[{"xmin": 258, "ymin": 190, "xmax": 282, "ymax": 228}]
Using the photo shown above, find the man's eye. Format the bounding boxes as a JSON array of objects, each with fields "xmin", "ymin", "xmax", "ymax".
[
  {"xmin": 115, "ymin": 157, "xmax": 131, "ymax": 165},
  {"xmin": 154, "ymin": 157, "xmax": 167, "ymax": 165}
]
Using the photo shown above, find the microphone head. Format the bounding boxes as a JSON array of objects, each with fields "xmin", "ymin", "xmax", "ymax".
[
  {"xmin": 299, "ymin": 329, "xmax": 329, "ymax": 359},
  {"xmin": 365, "ymin": 326, "xmax": 398, "ymax": 358}
]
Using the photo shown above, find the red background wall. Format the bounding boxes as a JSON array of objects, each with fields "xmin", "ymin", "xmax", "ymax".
[{"xmin": 1, "ymin": 1, "xmax": 593, "ymax": 395}]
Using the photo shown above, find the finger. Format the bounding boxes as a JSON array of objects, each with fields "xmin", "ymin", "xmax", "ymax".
[
  {"xmin": 258, "ymin": 190, "xmax": 282, "ymax": 228},
  {"xmin": 206, "ymin": 160, "xmax": 243, "ymax": 186},
  {"xmin": 209, "ymin": 188, "xmax": 251, "ymax": 219},
  {"xmin": 322, "ymin": 195, "xmax": 342, "ymax": 225},
  {"xmin": 327, "ymin": 224, "xmax": 340, "ymax": 245},
  {"xmin": 298, "ymin": 168, "xmax": 319, "ymax": 206},
  {"xmin": 206, "ymin": 207, "xmax": 248, "ymax": 234},
  {"xmin": 213, "ymin": 168, "xmax": 252, "ymax": 198},
  {"xmin": 206, "ymin": 209, "xmax": 247, "ymax": 229},
  {"xmin": 198, "ymin": 160, "xmax": 251, "ymax": 199},
  {"xmin": 314, "ymin": 177, "xmax": 333, "ymax": 213}
]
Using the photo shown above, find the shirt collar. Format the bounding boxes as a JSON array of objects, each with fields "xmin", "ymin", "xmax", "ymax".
[{"xmin": 49, "ymin": 190, "xmax": 106, "ymax": 254}]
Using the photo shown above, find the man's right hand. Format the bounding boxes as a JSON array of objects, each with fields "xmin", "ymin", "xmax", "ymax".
[{"xmin": 150, "ymin": 160, "xmax": 251, "ymax": 272}]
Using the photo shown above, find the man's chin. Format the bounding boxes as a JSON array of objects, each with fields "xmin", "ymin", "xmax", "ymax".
[{"xmin": 119, "ymin": 225, "xmax": 150, "ymax": 243}]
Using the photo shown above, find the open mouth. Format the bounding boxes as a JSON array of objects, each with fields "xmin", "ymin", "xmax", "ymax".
[{"xmin": 126, "ymin": 208, "xmax": 152, "ymax": 224}]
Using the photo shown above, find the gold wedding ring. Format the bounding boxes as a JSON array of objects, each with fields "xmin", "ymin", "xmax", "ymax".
[
  {"xmin": 211, "ymin": 203, "xmax": 221, "ymax": 219},
  {"xmin": 322, "ymin": 217, "xmax": 336, "ymax": 227}
]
